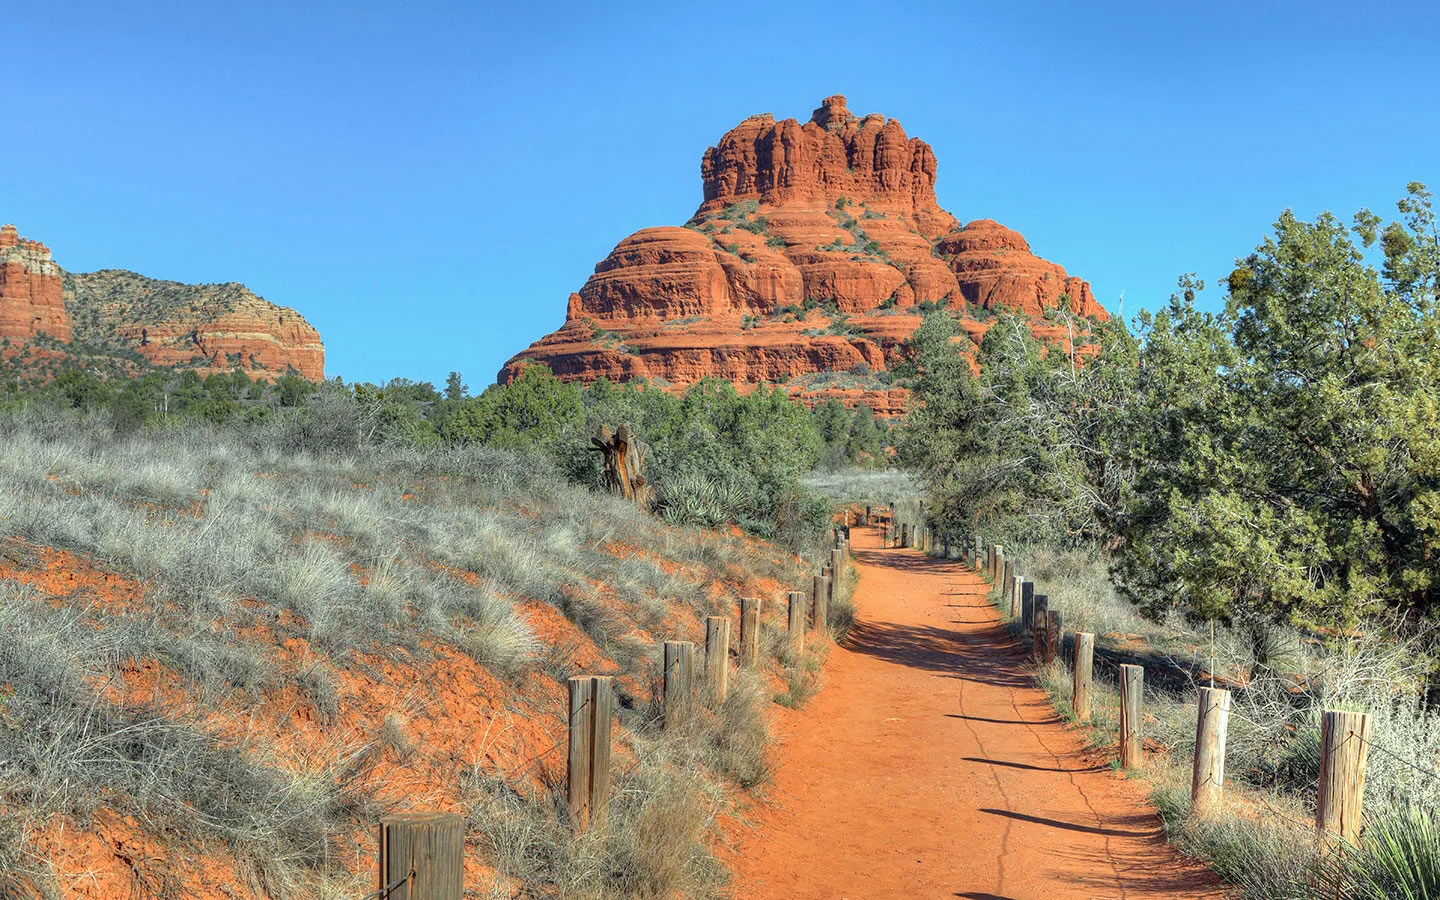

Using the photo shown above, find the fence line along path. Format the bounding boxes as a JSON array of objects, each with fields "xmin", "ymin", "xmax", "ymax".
[{"xmin": 726, "ymin": 522, "xmax": 1223, "ymax": 899}]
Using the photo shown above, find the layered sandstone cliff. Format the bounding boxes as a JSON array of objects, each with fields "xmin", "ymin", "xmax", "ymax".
[
  {"xmin": 0, "ymin": 222, "xmax": 324, "ymax": 381},
  {"xmin": 0, "ymin": 224, "xmax": 71, "ymax": 343},
  {"xmin": 500, "ymin": 95, "xmax": 1107, "ymax": 414}
]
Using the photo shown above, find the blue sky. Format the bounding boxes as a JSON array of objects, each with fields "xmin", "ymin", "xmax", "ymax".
[{"xmin": 4, "ymin": 1, "xmax": 1436, "ymax": 388}]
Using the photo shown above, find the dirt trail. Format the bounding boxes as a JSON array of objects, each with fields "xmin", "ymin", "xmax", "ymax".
[{"xmin": 730, "ymin": 525, "xmax": 1224, "ymax": 899}]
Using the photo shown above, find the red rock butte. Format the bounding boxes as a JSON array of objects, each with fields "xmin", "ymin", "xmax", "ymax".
[
  {"xmin": 0, "ymin": 224, "xmax": 71, "ymax": 343},
  {"xmin": 501, "ymin": 95, "xmax": 1108, "ymax": 415},
  {"xmin": 0, "ymin": 222, "xmax": 324, "ymax": 381}
]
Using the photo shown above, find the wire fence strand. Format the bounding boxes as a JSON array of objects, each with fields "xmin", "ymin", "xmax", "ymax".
[{"xmin": 356, "ymin": 866, "xmax": 414, "ymax": 900}]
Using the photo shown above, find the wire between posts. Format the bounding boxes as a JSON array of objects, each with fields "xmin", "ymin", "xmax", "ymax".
[
  {"xmin": 1356, "ymin": 731, "xmax": 1440, "ymax": 785},
  {"xmin": 359, "ymin": 866, "xmax": 415, "ymax": 900}
]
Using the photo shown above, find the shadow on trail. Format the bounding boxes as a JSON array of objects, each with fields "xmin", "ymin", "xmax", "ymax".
[
  {"xmin": 962, "ymin": 756, "xmax": 1108, "ymax": 774},
  {"xmin": 841, "ymin": 546, "xmax": 1038, "ymax": 692},
  {"xmin": 979, "ymin": 808, "xmax": 1158, "ymax": 838},
  {"xmin": 842, "ymin": 618, "xmax": 1035, "ymax": 690},
  {"xmin": 852, "ymin": 546, "xmax": 974, "ymax": 578},
  {"xmin": 945, "ymin": 713, "xmax": 1059, "ymax": 726}
]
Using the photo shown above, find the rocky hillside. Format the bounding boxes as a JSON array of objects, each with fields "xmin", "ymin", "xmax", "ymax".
[
  {"xmin": 0, "ymin": 223, "xmax": 324, "ymax": 381},
  {"xmin": 501, "ymin": 95, "xmax": 1108, "ymax": 415},
  {"xmin": 65, "ymin": 270, "xmax": 324, "ymax": 380}
]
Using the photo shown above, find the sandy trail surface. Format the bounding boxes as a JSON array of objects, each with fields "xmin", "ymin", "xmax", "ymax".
[{"xmin": 729, "ymin": 525, "xmax": 1224, "ymax": 899}]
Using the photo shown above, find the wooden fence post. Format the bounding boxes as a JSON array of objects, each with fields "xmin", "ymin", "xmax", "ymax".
[
  {"xmin": 1119, "ymin": 664, "xmax": 1144, "ymax": 769},
  {"xmin": 787, "ymin": 590, "xmax": 806, "ymax": 654},
  {"xmin": 812, "ymin": 575, "xmax": 830, "ymax": 632},
  {"xmin": 590, "ymin": 676, "xmax": 613, "ymax": 830},
  {"xmin": 566, "ymin": 675, "xmax": 615, "ymax": 830},
  {"xmin": 379, "ymin": 813, "xmax": 464, "ymax": 899},
  {"xmin": 566, "ymin": 676, "xmax": 593, "ymax": 826},
  {"xmin": 1191, "ymin": 686, "xmax": 1231, "ymax": 818},
  {"xmin": 901, "ymin": 523, "xmax": 909, "ymax": 548},
  {"xmin": 1317, "ymin": 709, "xmax": 1372, "ymax": 842},
  {"xmin": 1045, "ymin": 611, "xmax": 1061, "ymax": 664},
  {"xmin": 662, "ymin": 641, "xmax": 695, "ymax": 730},
  {"xmin": 738, "ymin": 598, "xmax": 761, "ymax": 666},
  {"xmin": 1010, "ymin": 575, "xmax": 1023, "ymax": 618},
  {"xmin": 705, "ymin": 617, "xmax": 730, "ymax": 705},
  {"xmin": 864, "ymin": 505, "xmax": 871, "ymax": 526},
  {"xmin": 1021, "ymin": 581, "xmax": 1035, "ymax": 633},
  {"xmin": 1072, "ymin": 632, "xmax": 1094, "ymax": 721},
  {"xmin": 1031, "ymin": 595, "xmax": 1048, "ymax": 660},
  {"xmin": 831, "ymin": 549, "xmax": 844, "ymax": 588},
  {"xmin": 1001, "ymin": 559, "xmax": 1014, "ymax": 607}
]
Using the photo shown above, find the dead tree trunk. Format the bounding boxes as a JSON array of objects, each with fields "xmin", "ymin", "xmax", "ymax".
[{"xmin": 590, "ymin": 424, "xmax": 654, "ymax": 512}]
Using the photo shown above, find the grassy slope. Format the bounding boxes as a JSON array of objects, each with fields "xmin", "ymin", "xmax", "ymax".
[{"xmin": 0, "ymin": 411, "xmax": 820, "ymax": 898}]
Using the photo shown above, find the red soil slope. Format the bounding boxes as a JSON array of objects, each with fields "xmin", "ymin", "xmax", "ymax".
[
  {"xmin": 728, "ymin": 526, "xmax": 1223, "ymax": 898},
  {"xmin": 501, "ymin": 96, "xmax": 1108, "ymax": 415}
]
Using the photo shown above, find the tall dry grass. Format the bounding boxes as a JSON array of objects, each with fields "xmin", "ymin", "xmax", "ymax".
[{"xmin": 0, "ymin": 408, "xmax": 812, "ymax": 896}]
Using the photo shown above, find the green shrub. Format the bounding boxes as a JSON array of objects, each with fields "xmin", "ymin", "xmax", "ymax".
[{"xmin": 1318, "ymin": 803, "xmax": 1440, "ymax": 900}]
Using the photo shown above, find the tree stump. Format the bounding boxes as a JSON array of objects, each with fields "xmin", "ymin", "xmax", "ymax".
[{"xmin": 590, "ymin": 424, "xmax": 653, "ymax": 511}]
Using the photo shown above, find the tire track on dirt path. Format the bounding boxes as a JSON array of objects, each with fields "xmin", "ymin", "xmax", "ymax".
[{"xmin": 726, "ymin": 525, "xmax": 1224, "ymax": 899}]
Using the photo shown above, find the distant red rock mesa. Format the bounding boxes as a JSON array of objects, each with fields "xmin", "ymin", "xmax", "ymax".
[
  {"xmin": 0, "ymin": 223, "xmax": 324, "ymax": 381},
  {"xmin": 501, "ymin": 95, "xmax": 1107, "ymax": 415}
]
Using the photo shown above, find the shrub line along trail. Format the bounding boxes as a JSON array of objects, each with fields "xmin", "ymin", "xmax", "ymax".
[{"xmin": 730, "ymin": 525, "xmax": 1223, "ymax": 899}]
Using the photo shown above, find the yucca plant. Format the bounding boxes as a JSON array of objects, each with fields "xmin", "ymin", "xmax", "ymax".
[{"xmin": 1317, "ymin": 803, "xmax": 1440, "ymax": 900}]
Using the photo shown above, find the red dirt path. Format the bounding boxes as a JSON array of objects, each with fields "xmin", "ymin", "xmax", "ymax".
[{"xmin": 729, "ymin": 525, "xmax": 1226, "ymax": 899}]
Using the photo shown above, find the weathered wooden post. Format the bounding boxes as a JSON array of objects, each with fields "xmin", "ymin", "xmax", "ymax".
[
  {"xmin": 1032, "ymin": 595, "xmax": 1048, "ymax": 660},
  {"xmin": 787, "ymin": 590, "xmax": 806, "ymax": 654},
  {"xmin": 1045, "ymin": 611, "xmax": 1061, "ymax": 664},
  {"xmin": 566, "ymin": 676, "xmax": 593, "ymax": 826},
  {"xmin": 864, "ymin": 505, "xmax": 871, "ymax": 526},
  {"xmin": 567, "ymin": 675, "xmax": 615, "ymax": 830},
  {"xmin": 1191, "ymin": 686, "xmax": 1231, "ymax": 817},
  {"xmin": 662, "ymin": 641, "xmax": 695, "ymax": 730},
  {"xmin": 812, "ymin": 574, "xmax": 830, "ymax": 632},
  {"xmin": 705, "ymin": 617, "xmax": 730, "ymax": 705},
  {"xmin": 1073, "ymin": 632, "xmax": 1094, "ymax": 721},
  {"xmin": 738, "ymin": 598, "xmax": 761, "ymax": 666},
  {"xmin": 1317, "ymin": 709, "xmax": 1372, "ymax": 842},
  {"xmin": 379, "ymin": 813, "xmax": 464, "ymax": 899},
  {"xmin": 1119, "ymin": 664, "xmax": 1144, "ymax": 769},
  {"xmin": 1021, "ymin": 581, "xmax": 1035, "ymax": 633},
  {"xmin": 1010, "ymin": 575, "xmax": 1023, "ymax": 618},
  {"xmin": 831, "ymin": 549, "xmax": 844, "ymax": 588},
  {"xmin": 1001, "ymin": 559, "xmax": 1015, "ymax": 607},
  {"xmin": 901, "ymin": 523, "xmax": 909, "ymax": 548}
]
